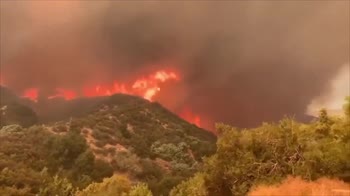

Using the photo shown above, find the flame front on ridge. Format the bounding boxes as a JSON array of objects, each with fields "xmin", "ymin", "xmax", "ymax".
[{"xmin": 19, "ymin": 70, "xmax": 201, "ymax": 127}]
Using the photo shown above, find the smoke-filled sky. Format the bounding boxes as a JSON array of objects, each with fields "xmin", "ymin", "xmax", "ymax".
[{"xmin": 1, "ymin": 1, "xmax": 349, "ymax": 128}]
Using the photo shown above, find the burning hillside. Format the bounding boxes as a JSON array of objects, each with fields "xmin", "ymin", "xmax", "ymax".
[{"xmin": 1, "ymin": 1, "xmax": 349, "ymax": 128}]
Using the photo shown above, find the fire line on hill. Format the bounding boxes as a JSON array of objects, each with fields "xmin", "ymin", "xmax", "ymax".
[{"xmin": 20, "ymin": 70, "xmax": 202, "ymax": 127}]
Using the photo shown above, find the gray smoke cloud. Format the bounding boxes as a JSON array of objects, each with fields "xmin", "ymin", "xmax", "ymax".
[{"xmin": 1, "ymin": 1, "xmax": 349, "ymax": 128}]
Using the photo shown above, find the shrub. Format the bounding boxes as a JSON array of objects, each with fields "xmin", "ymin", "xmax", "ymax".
[
  {"xmin": 39, "ymin": 175, "xmax": 76, "ymax": 196},
  {"xmin": 76, "ymin": 175, "xmax": 131, "ymax": 196},
  {"xmin": 170, "ymin": 173, "xmax": 208, "ymax": 196},
  {"xmin": 129, "ymin": 183, "xmax": 153, "ymax": 196},
  {"xmin": 137, "ymin": 159, "xmax": 163, "ymax": 180},
  {"xmin": 45, "ymin": 131, "xmax": 88, "ymax": 170},
  {"xmin": 111, "ymin": 151, "xmax": 142, "ymax": 175},
  {"xmin": 90, "ymin": 160, "xmax": 114, "ymax": 182}
]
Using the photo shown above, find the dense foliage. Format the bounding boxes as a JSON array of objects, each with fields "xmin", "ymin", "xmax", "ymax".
[
  {"xmin": 76, "ymin": 175, "xmax": 153, "ymax": 196},
  {"xmin": 0, "ymin": 125, "xmax": 113, "ymax": 195},
  {"xmin": 0, "ymin": 93, "xmax": 216, "ymax": 196},
  {"xmin": 171, "ymin": 97, "xmax": 350, "ymax": 195}
]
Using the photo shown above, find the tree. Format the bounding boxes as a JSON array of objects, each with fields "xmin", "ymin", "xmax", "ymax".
[
  {"xmin": 315, "ymin": 109, "xmax": 333, "ymax": 135},
  {"xmin": 73, "ymin": 150, "xmax": 95, "ymax": 177},
  {"xmin": 170, "ymin": 173, "xmax": 208, "ymax": 196},
  {"xmin": 90, "ymin": 159, "xmax": 114, "ymax": 182},
  {"xmin": 129, "ymin": 183, "xmax": 153, "ymax": 196},
  {"xmin": 39, "ymin": 175, "xmax": 76, "ymax": 196},
  {"xmin": 46, "ymin": 131, "xmax": 88, "ymax": 170},
  {"xmin": 76, "ymin": 175, "xmax": 131, "ymax": 196}
]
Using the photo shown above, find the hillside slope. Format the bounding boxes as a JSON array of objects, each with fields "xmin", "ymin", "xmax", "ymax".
[{"xmin": 0, "ymin": 93, "xmax": 216, "ymax": 196}]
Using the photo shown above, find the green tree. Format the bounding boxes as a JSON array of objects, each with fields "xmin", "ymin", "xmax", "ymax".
[
  {"xmin": 70, "ymin": 150, "xmax": 97, "ymax": 188},
  {"xmin": 111, "ymin": 151, "xmax": 142, "ymax": 175},
  {"xmin": 170, "ymin": 173, "xmax": 208, "ymax": 196},
  {"xmin": 73, "ymin": 150, "xmax": 95, "ymax": 177},
  {"xmin": 39, "ymin": 175, "xmax": 76, "ymax": 196},
  {"xmin": 315, "ymin": 109, "xmax": 333, "ymax": 135},
  {"xmin": 46, "ymin": 131, "xmax": 87, "ymax": 170},
  {"xmin": 90, "ymin": 160, "xmax": 114, "ymax": 181},
  {"xmin": 76, "ymin": 175, "xmax": 131, "ymax": 196},
  {"xmin": 129, "ymin": 183, "xmax": 153, "ymax": 196}
]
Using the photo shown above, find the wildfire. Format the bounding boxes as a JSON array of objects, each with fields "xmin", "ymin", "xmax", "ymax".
[
  {"xmin": 78, "ymin": 70, "xmax": 179, "ymax": 101},
  {"xmin": 179, "ymin": 108, "xmax": 201, "ymax": 127},
  {"xmin": 20, "ymin": 70, "xmax": 179, "ymax": 102},
  {"xmin": 18, "ymin": 70, "xmax": 202, "ymax": 127},
  {"xmin": 23, "ymin": 88, "xmax": 39, "ymax": 102},
  {"xmin": 48, "ymin": 88, "xmax": 77, "ymax": 100}
]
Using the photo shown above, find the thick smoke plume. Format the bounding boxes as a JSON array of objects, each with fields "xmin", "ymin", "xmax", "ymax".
[{"xmin": 1, "ymin": 1, "xmax": 349, "ymax": 128}]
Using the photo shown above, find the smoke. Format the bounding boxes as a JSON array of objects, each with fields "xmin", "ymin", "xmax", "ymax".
[
  {"xmin": 1, "ymin": 1, "xmax": 349, "ymax": 128},
  {"xmin": 306, "ymin": 63, "xmax": 350, "ymax": 116}
]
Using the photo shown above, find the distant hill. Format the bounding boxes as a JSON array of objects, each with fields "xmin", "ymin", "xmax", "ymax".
[
  {"xmin": 25, "ymin": 96, "xmax": 108, "ymax": 123},
  {"xmin": 0, "ymin": 86, "xmax": 38, "ymax": 127},
  {"xmin": 0, "ymin": 86, "xmax": 19, "ymax": 104}
]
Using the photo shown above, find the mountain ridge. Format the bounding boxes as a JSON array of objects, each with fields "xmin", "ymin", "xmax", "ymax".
[{"xmin": 0, "ymin": 86, "xmax": 216, "ymax": 195}]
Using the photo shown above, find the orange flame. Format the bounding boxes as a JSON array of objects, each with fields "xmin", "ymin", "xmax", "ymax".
[
  {"xmin": 20, "ymin": 70, "xmax": 204, "ymax": 128},
  {"xmin": 179, "ymin": 108, "xmax": 201, "ymax": 127},
  {"xmin": 22, "ymin": 88, "xmax": 39, "ymax": 102},
  {"xmin": 79, "ymin": 70, "xmax": 179, "ymax": 101},
  {"xmin": 48, "ymin": 88, "xmax": 77, "ymax": 100},
  {"xmin": 21, "ymin": 70, "xmax": 179, "ymax": 101},
  {"xmin": 131, "ymin": 70, "xmax": 179, "ymax": 101}
]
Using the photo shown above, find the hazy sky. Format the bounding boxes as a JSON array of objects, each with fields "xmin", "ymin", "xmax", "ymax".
[{"xmin": 1, "ymin": 1, "xmax": 349, "ymax": 128}]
